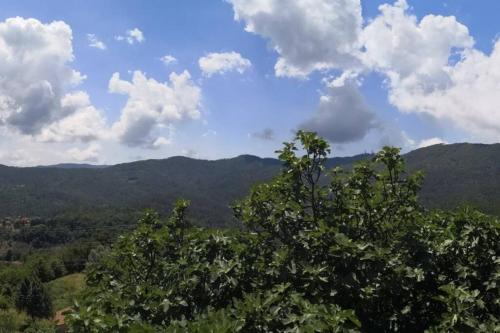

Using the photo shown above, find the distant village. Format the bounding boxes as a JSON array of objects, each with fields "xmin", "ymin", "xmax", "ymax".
[{"xmin": 0, "ymin": 216, "xmax": 31, "ymax": 231}]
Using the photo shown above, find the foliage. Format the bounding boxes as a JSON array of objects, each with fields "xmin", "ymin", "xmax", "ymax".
[
  {"xmin": 15, "ymin": 275, "xmax": 53, "ymax": 318},
  {"xmin": 0, "ymin": 239, "xmax": 93, "ymax": 331},
  {"xmin": 68, "ymin": 132, "xmax": 500, "ymax": 332},
  {"xmin": 0, "ymin": 309, "xmax": 28, "ymax": 333},
  {"xmin": 0, "ymin": 295, "xmax": 9, "ymax": 310},
  {"xmin": 23, "ymin": 318, "xmax": 57, "ymax": 333},
  {"xmin": 0, "ymin": 309, "xmax": 57, "ymax": 333}
]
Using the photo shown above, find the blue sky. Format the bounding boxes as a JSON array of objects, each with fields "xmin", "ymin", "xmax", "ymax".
[{"xmin": 0, "ymin": 0, "xmax": 499, "ymax": 165}]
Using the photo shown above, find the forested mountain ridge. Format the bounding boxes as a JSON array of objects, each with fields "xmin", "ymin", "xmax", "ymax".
[
  {"xmin": 0, "ymin": 143, "xmax": 499, "ymax": 227},
  {"xmin": 38, "ymin": 163, "xmax": 108, "ymax": 169},
  {"xmin": 0, "ymin": 154, "xmax": 369, "ymax": 227}
]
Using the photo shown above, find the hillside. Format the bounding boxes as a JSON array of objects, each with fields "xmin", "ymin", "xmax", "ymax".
[
  {"xmin": 405, "ymin": 143, "xmax": 500, "ymax": 214},
  {"xmin": 0, "ymin": 143, "xmax": 499, "ymax": 227}
]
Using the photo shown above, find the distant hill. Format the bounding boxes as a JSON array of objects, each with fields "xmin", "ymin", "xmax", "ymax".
[
  {"xmin": 0, "ymin": 143, "xmax": 498, "ymax": 227},
  {"xmin": 405, "ymin": 143, "xmax": 500, "ymax": 215}
]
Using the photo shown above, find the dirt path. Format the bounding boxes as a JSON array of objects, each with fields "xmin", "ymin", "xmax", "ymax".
[{"xmin": 54, "ymin": 307, "xmax": 71, "ymax": 332}]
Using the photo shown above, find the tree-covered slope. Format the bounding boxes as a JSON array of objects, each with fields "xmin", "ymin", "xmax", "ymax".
[
  {"xmin": 0, "ymin": 155, "xmax": 366, "ymax": 227},
  {"xmin": 0, "ymin": 143, "xmax": 499, "ymax": 226},
  {"xmin": 405, "ymin": 143, "xmax": 500, "ymax": 215}
]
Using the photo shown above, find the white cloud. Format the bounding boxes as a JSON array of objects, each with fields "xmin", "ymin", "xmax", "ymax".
[
  {"xmin": 87, "ymin": 33, "xmax": 106, "ymax": 50},
  {"xmin": 36, "ymin": 91, "xmax": 107, "ymax": 143},
  {"xmin": 0, "ymin": 149, "xmax": 39, "ymax": 166},
  {"xmin": 418, "ymin": 137, "xmax": 447, "ymax": 148},
  {"xmin": 67, "ymin": 143, "xmax": 101, "ymax": 162},
  {"xmin": 227, "ymin": 0, "xmax": 362, "ymax": 78},
  {"xmin": 387, "ymin": 41, "xmax": 500, "ymax": 140},
  {"xmin": 160, "ymin": 54, "xmax": 177, "ymax": 66},
  {"xmin": 109, "ymin": 70, "xmax": 201, "ymax": 148},
  {"xmin": 0, "ymin": 17, "xmax": 88, "ymax": 136},
  {"xmin": 325, "ymin": 70, "xmax": 361, "ymax": 88},
  {"xmin": 128, "ymin": 28, "xmax": 144, "ymax": 43},
  {"xmin": 377, "ymin": 122, "xmax": 416, "ymax": 151},
  {"xmin": 199, "ymin": 52, "xmax": 252, "ymax": 77},
  {"xmin": 152, "ymin": 136, "xmax": 172, "ymax": 148},
  {"xmin": 359, "ymin": 1, "xmax": 500, "ymax": 137},
  {"xmin": 360, "ymin": 1, "xmax": 500, "ymax": 141},
  {"xmin": 229, "ymin": 0, "xmax": 500, "ymax": 141},
  {"xmin": 361, "ymin": 1, "xmax": 473, "ymax": 80},
  {"xmin": 116, "ymin": 28, "xmax": 145, "ymax": 44},
  {"xmin": 202, "ymin": 130, "xmax": 217, "ymax": 137}
]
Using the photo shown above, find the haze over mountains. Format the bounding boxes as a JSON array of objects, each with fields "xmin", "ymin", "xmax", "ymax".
[{"xmin": 1, "ymin": 143, "xmax": 499, "ymax": 227}]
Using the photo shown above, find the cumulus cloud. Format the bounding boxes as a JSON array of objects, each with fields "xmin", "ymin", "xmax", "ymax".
[
  {"xmin": 358, "ymin": 1, "xmax": 500, "ymax": 140},
  {"xmin": 36, "ymin": 91, "xmax": 107, "ymax": 143},
  {"xmin": 67, "ymin": 143, "xmax": 101, "ymax": 162},
  {"xmin": 377, "ymin": 122, "xmax": 416, "ymax": 150},
  {"xmin": 87, "ymin": 33, "xmax": 106, "ymax": 50},
  {"xmin": 250, "ymin": 128, "xmax": 275, "ymax": 141},
  {"xmin": 0, "ymin": 17, "xmax": 88, "ymax": 136},
  {"xmin": 299, "ymin": 84, "xmax": 375, "ymax": 143},
  {"xmin": 387, "ymin": 41, "xmax": 500, "ymax": 140},
  {"xmin": 160, "ymin": 54, "xmax": 177, "ymax": 66},
  {"xmin": 116, "ymin": 28, "xmax": 144, "ymax": 44},
  {"xmin": 199, "ymin": 52, "xmax": 252, "ymax": 77},
  {"xmin": 109, "ymin": 70, "xmax": 201, "ymax": 148},
  {"xmin": 359, "ymin": 1, "xmax": 500, "ymax": 137},
  {"xmin": 361, "ymin": 1, "xmax": 473, "ymax": 80},
  {"xmin": 227, "ymin": 0, "xmax": 362, "ymax": 78},
  {"xmin": 152, "ymin": 136, "xmax": 172, "ymax": 148},
  {"xmin": 0, "ymin": 149, "xmax": 39, "ymax": 166},
  {"xmin": 229, "ymin": 0, "xmax": 500, "ymax": 141}
]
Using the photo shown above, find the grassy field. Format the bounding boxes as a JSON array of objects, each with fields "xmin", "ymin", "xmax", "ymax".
[{"xmin": 47, "ymin": 273, "xmax": 86, "ymax": 311}]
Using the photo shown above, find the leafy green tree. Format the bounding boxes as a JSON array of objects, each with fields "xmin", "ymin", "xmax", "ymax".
[
  {"xmin": 31, "ymin": 258, "xmax": 55, "ymax": 282},
  {"xmin": 51, "ymin": 257, "xmax": 67, "ymax": 278},
  {"xmin": 15, "ymin": 275, "xmax": 53, "ymax": 318},
  {"xmin": 0, "ymin": 309, "xmax": 27, "ymax": 333},
  {"xmin": 61, "ymin": 243, "xmax": 94, "ymax": 273},
  {"xmin": 68, "ymin": 131, "xmax": 499, "ymax": 332}
]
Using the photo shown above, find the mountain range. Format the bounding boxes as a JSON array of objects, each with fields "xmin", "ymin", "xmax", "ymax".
[{"xmin": 0, "ymin": 143, "xmax": 499, "ymax": 227}]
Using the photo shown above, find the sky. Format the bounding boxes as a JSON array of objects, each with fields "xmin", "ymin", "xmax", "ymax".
[{"xmin": 1, "ymin": 0, "xmax": 500, "ymax": 166}]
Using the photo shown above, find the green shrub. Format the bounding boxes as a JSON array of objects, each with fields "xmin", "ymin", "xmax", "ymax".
[
  {"xmin": 23, "ymin": 318, "xmax": 57, "ymax": 333},
  {"xmin": 0, "ymin": 309, "xmax": 28, "ymax": 333},
  {"xmin": 0, "ymin": 295, "xmax": 10, "ymax": 310}
]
